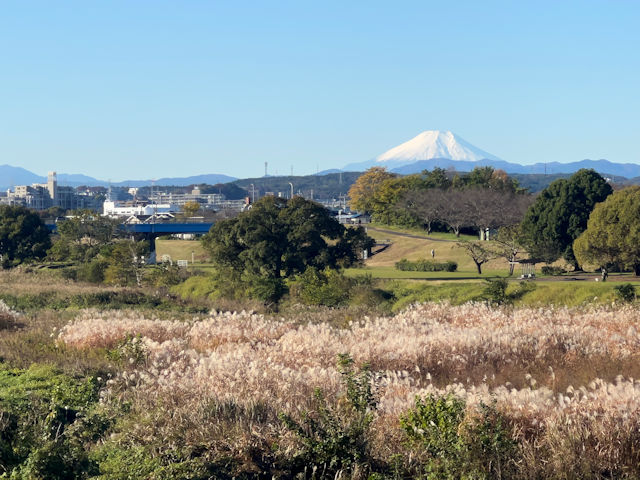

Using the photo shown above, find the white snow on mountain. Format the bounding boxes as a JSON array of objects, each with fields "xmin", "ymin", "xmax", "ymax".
[{"xmin": 375, "ymin": 130, "xmax": 502, "ymax": 164}]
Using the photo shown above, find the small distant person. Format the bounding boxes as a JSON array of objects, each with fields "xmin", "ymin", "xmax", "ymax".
[
  {"xmin": 601, "ymin": 266, "xmax": 608, "ymax": 282},
  {"xmin": 431, "ymin": 249, "xmax": 435, "ymax": 259}
]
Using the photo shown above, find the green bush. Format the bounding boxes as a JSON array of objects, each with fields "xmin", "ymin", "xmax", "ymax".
[
  {"xmin": 482, "ymin": 277, "xmax": 509, "ymax": 305},
  {"xmin": 401, "ymin": 394, "xmax": 516, "ymax": 479},
  {"xmin": 76, "ymin": 259, "xmax": 108, "ymax": 283},
  {"xmin": 171, "ymin": 270, "xmax": 248, "ymax": 302},
  {"xmin": 0, "ymin": 363, "xmax": 110, "ymax": 479},
  {"xmin": 279, "ymin": 354, "xmax": 377, "ymax": 476},
  {"xmin": 0, "ymin": 292, "xmax": 69, "ymax": 311},
  {"xmin": 145, "ymin": 263, "xmax": 191, "ymax": 287},
  {"xmin": 540, "ymin": 265, "xmax": 566, "ymax": 276},
  {"xmin": 509, "ymin": 280, "xmax": 537, "ymax": 302},
  {"xmin": 614, "ymin": 283, "xmax": 636, "ymax": 303},
  {"xmin": 288, "ymin": 267, "xmax": 352, "ymax": 306},
  {"xmin": 91, "ymin": 444, "xmax": 211, "ymax": 480},
  {"xmin": 0, "ymin": 290, "xmax": 207, "ymax": 313},
  {"xmin": 248, "ymin": 276, "xmax": 287, "ymax": 306},
  {"xmin": 395, "ymin": 259, "xmax": 457, "ymax": 272}
]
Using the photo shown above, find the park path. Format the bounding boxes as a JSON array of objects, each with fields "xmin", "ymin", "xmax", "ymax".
[{"xmin": 366, "ymin": 226, "xmax": 457, "ymax": 243}]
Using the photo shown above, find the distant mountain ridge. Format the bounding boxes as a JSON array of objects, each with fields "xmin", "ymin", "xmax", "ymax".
[
  {"xmin": 343, "ymin": 130, "xmax": 502, "ymax": 171},
  {"xmin": 340, "ymin": 130, "xmax": 640, "ymax": 178},
  {"xmin": 387, "ymin": 158, "xmax": 640, "ymax": 178},
  {"xmin": 0, "ymin": 165, "xmax": 236, "ymax": 190}
]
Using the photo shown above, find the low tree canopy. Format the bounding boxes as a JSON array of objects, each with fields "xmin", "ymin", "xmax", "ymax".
[
  {"xmin": 48, "ymin": 210, "xmax": 119, "ymax": 262},
  {"xmin": 201, "ymin": 196, "xmax": 374, "ymax": 304},
  {"xmin": 0, "ymin": 205, "xmax": 51, "ymax": 268},
  {"xmin": 574, "ymin": 186, "xmax": 640, "ymax": 275},
  {"xmin": 457, "ymin": 241, "xmax": 496, "ymax": 274},
  {"xmin": 520, "ymin": 169, "xmax": 612, "ymax": 268},
  {"xmin": 182, "ymin": 201, "xmax": 201, "ymax": 218},
  {"xmin": 347, "ymin": 167, "xmax": 397, "ymax": 213}
]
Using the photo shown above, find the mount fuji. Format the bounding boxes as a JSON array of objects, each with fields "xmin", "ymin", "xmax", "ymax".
[
  {"xmin": 340, "ymin": 130, "xmax": 640, "ymax": 178},
  {"xmin": 342, "ymin": 130, "xmax": 501, "ymax": 171}
]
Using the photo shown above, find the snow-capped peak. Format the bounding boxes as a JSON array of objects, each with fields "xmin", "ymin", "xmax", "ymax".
[{"xmin": 375, "ymin": 130, "xmax": 501, "ymax": 163}]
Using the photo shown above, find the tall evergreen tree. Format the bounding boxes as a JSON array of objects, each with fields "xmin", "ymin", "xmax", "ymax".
[
  {"xmin": 202, "ymin": 196, "xmax": 373, "ymax": 304},
  {"xmin": 0, "ymin": 205, "xmax": 51, "ymax": 268},
  {"xmin": 520, "ymin": 169, "xmax": 612, "ymax": 268}
]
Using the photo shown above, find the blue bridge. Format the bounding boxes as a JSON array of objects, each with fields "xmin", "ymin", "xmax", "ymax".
[{"xmin": 119, "ymin": 223, "xmax": 214, "ymax": 235}]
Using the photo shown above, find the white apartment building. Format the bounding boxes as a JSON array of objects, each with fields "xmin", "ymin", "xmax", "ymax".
[{"xmin": 102, "ymin": 200, "xmax": 180, "ymax": 218}]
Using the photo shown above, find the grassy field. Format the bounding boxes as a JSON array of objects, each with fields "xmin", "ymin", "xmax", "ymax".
[
  {"xmin": 155, "ymin": 238, "xmax": 210, "ymax": 263},
  {"xmin": 362, "ymin": 225, "xmax": 510, "ymax": 274},
  {"xmin": 4, "ymin": 258, "xmax": 640, "ymax": 476}
]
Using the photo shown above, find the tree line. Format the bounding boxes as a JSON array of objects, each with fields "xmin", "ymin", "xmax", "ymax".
[
  {"xmin": 2, "ymin": 165, "xmax": 639, "ymax": 285},
  {"xmin": 347, "ymin": 166, "xmax": 631, "ymax": 274}
]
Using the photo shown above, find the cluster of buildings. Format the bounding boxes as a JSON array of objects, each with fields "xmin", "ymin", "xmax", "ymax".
[
  {"xmin": 103, "ymin": 187, "xmax": 249, "ymax": 222},
  {"xmin": 0, "ymin": 172, "xmax": 357, "ymax": 226},
  {"xmin": 0, "ymin": 174, "xmax": 248, "ymax": 221},
  {"xmin": 0, "ymin": 172, "xmax": 102, "ymax": 211},
  {"xmin": 146, "ymin": 187, "xmax": 247, "ymax": 211}
]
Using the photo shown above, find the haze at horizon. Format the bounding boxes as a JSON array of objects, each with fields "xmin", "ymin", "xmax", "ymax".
[{"xmin": 1, "ymin": 1, "xmax": 639, "ymax": 181}]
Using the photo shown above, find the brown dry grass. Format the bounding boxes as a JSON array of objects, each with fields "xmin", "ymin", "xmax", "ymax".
[
  {"xmin": 50, "ymin": 303, "xmax": 640, "ymax": 477},
  {"xmin": 364, "ymin": 228, "xmax": 507, "ymax": 271}
]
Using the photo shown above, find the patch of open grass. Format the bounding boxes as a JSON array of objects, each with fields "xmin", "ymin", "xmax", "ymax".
[
  {"xmin": 363, "ymin": 226, "xmax": 509, "ymax": 272},
  {"xmin": 518, "ymin": 282, "xmax": 619, "ymax": 306},
  {"xmin": 366, "ymin": 223, "xmax": 478, "ymax": 241},
  {"xmin": 155, "ymin": 238, "xmax": 210, "ymax": 263},
  {"xmin": 389, "ymin": 278, "xmax": 636, "ymax": 311}
]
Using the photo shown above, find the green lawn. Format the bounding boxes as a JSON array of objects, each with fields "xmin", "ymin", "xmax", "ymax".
[
  {"xmin": 155, "ymin": 239, "xmax": 210, "ymax": 263},
  {"xmin": 363, "ymin": 225, "xmax": 510, "ymax": 273},
  {"xmin": 364, "ymin": 223, "xmax": 478, "ymax": 241}
]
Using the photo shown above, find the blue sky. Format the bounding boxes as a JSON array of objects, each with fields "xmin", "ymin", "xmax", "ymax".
[{"xmin": 1, "ymin": 1, "xmax": 639, "ymax": 181}]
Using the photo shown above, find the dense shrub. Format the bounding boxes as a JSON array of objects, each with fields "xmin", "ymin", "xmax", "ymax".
[
  {"xmin": 395, "ymin": 258, "xmax": 458, "ymax": 272},
  {"xmin": 0, "ymin": 363, "xmax": 110, "ymax": 479},
  {"xmin": 145, "ymin": 263, "xmax": 191, "ymax": 287},
  {"xmin": 76, "ymin": 259, "xmax": 108, "ymax": 283},
  {"xmin": 540, "ymin": 265, "xmax": 566, "ymax": 276},
  {"xmin": 288, "ymin": 267, "xmax": 352, "ymax": 306},
  {"xmin": 0, "ymin": 290, "xmax": 207, "ymax": 313},
  {"xmin": 482, "ymin": 277, "xmax": 509, "ymax": 305},
  {"xmin": 401, "ymin": 394, "xmax": 516, "ymax": 478},
  {"xmin": 288, "ymin": 269, "xmax": 392, "ymax": 310},
  {"xmin": 614, "ymin": 283, "xmax": 636, "ymax": 303},
  {"xmin": 279, "ymin": 354, "xmax": 377, "ymax": 476}
]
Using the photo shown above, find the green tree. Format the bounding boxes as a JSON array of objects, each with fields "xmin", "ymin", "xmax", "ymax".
[
  {"xmin": 520, "ymin": 169, "xmax": 612, "ymax": 268},
  {"xmin": 457, "ymin": 241, "xmax": 496, "ymax": 274},
  {"xmin": 368, "ymin": 175, "xmax": 424, "ymax": 224},
  {"xmin": 463, "ymin": 167, "xmax": 521, "ymax": 193},
  {"xmin": 49, "ymin": 210, "xmax": 118, "ymax": 262},
  {"xmin": 182, "ymin": 201, "xmax": 201, "ymax": 218},
  {"xmin": 494, "ymin": 224, "xmax": 526, "ymax": 276},
  {"xmin": 421, "ymin": 167, "xmax": 452, "ymax": 189},
  {"xmin": 347, "ymin": 167, "xmax": 396, "ymax": 213},
  {"xmin": 573, "ymin": 186, "xmax": 640, "ymax": 275},
  {"xmin": 201, "ymin": 196, "xmax": 373, "ymax": 305},
  {"xmin": 0, "ymin": 205, "xmax": 51, "ymax": 268},
  {"xmin": 103, "ymin": 240, "xmax": 149, "ymax": 286}
]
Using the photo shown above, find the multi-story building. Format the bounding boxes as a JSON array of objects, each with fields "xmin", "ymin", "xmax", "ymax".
[
  {"xmin": 0, "ymin": 172, "xmax": 103, "ymax": 211},
  {"xmin": 102, "ymin": 200, "xmax": 180, "ymax": 218},
  {"xmin": 148, "ymin": 188, "xmax": 247, "ymax": 211}
]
